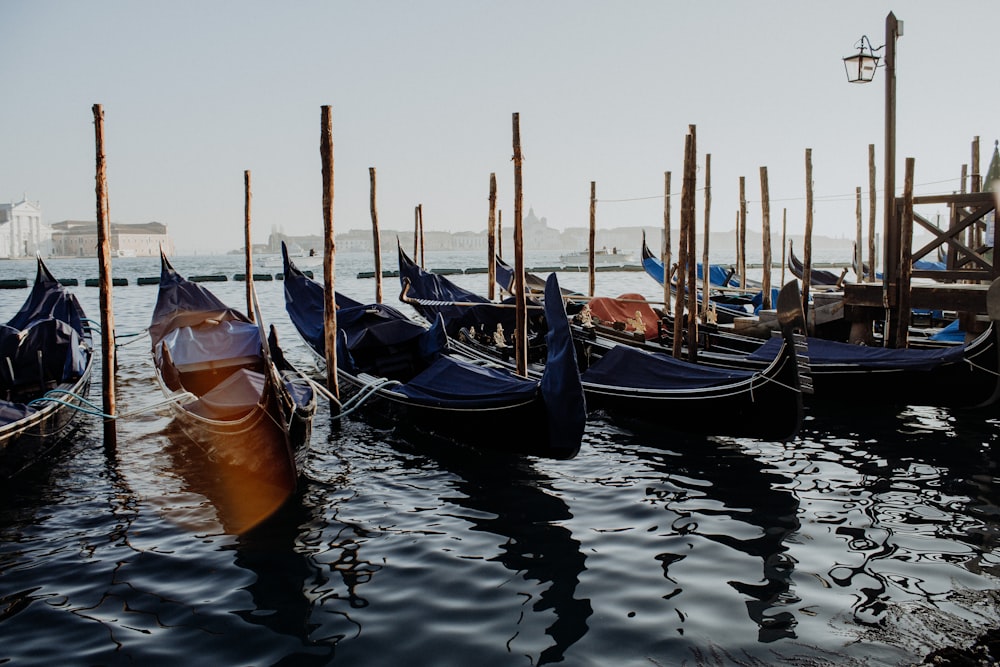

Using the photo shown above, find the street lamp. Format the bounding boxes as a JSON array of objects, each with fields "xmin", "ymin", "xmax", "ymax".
[
  {"xmin": 843, "ymin": 36, "xmax": 881, "ymax": 83},
  {"xmin": 845, "ymin": 12, "xmax": 904, "ymax": 344}
]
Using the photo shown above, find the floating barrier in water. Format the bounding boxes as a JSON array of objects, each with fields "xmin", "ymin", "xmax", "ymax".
[
  {"xmin": 0, "ymin": 278, "xmax": 27, "ymax": 289},
  {"xmin": 233, "ymin": 273, "xmax": 274, "ymax": 282},
  {"xmin": 59, "ymin": 278, "xmax": 79, "ymax": 287},
  {"xmin": 357, "ymin": 269, "xmax": 400, "ymax": 279},
  {"xmin": 85, "ymin": 278, "xmax": 128, "ymax": 287},
  {"xmin": 188, "ymin": 275, "xmax": 227, "ymax": 282},
  {"xmin": 137, "ymin": 277, "xmax": 159, "ymax": 285}
]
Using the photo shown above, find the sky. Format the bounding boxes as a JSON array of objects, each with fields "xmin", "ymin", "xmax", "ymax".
[{"xmin": 1, "ymin": 1, "xmax": 998, "ymax": 255}]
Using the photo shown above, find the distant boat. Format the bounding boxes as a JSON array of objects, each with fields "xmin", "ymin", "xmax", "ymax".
[
  {"xmin": 257, "ymin": 249, "xmax": 322, "ymax": 269},
  {"xmin": 560, "ymin": 247, "xmax": 637, "ymax": 267}
]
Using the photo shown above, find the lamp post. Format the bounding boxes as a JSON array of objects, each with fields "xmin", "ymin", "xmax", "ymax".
[{"xmin": 845, "ymin": 11, "xmax": 903, "ymax": 343}]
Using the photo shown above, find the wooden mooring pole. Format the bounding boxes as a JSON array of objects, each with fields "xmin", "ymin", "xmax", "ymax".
[
  {"xmin": 673, "ymin": 132, "xmax": 692, "ymax": 360},
  {"xmin": 92, "ymin": 104, "xmax": 116, "ymax": 447},
  {"xmin": 589, "ymin": 181, "xmax": 596, "ymax": 297},
  {"xmin": 320, "ymin": 105, "xmax": 340, "ymax": 414},
  {"xmin": 685, "ymin": 125, "xmax": 698, "ymax": 362},
  {"xmin": 369, "ymin": 167, "xmax": 383, "ymax": 303},
  {"xmin": 244, "ymin": 170, "xmax": 254, "ymax": 321},
  {"xmin": 702, "ymin": 155, "xmax": 712, "ymax": 324},
  {"xmin": 895, "ymin": 157, "xmax": 915, "ymax": 348},
  {"xmin": 662, "ymin": 171, "xmax": 672, "ymax": 315},
  {"xmin": 760, "ymin": 166, "xmax": 772, "ymax": 310},
  {"xmin": 511, "ymin": 112, "xmax": 527, "ymax": 377},
  {"xmin": 868, "ymin": 144, "xmax": 877, "ymax": 281},
  {"xmin": 802, "ymin": 148, "xmax": 814, "ymax": 332},
  {"xmin": 739, "ymin": 176, "xmax": 747, "ymax": 290},
  {"xmin": 487, "ymin": 172, "xmax": 497, "ymax": 300}
]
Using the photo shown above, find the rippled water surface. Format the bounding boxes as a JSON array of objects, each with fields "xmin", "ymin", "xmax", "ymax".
[{"xmin": 1, "ymin": 251, "xmax": 998, "ymax": 666}]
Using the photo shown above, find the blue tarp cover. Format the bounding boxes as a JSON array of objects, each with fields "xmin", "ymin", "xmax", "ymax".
[
  {"xmin": 0, "ymin": 401, "xmax": 37, "ymax": 427},
  {"xmin": 149, "ymin": 255, "xmax": 251, "ymax": 347},
  {"xmin": 160, "ymin": 320, "xmax": 262, "ymax": 368},
  {"xmin": 394, "ymin": 355, "xmax": 538, "ymax": 406},
  {"xmin": 399, "ymin": 245, "xmax": 543, "ymax": 338},
  {"xmin": 747, "ymin": 335, "xmax": 965, "ymax": 370},
  {"xmin": 583, "ymin": 344, "xmax": 755, "ymax": 390},
  {"xmin": 929, "ymin": 319, "xmax": 964, "ymax": 343},
  {"xmin": 185, "ymin": 368, "xmax": 265, "ymax": 420}
]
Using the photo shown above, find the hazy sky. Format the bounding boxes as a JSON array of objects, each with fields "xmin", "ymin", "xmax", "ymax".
[{"xmin": 2, "ymin": 1, "xmax": 997, "ymax": 254}]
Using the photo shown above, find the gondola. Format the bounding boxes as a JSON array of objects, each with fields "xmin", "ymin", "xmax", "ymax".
[
  {"xmin": 399, "ymin": 246, "xmax": 808, "ymax": 441},
  {"xmin": 0, "ymin": 257, "xmax": 94, "ymax": 478},
  {"xmin": 639, "ymin": 233, "xmax": 760, "ymax": 323},
  {"xmin": 282, "ymin": 242, "xmax": 585, "ymax": 459},
  {"xmin": 562, "ymin": 283, "xmax": 1000, "ymax": 412},
  {"xmin": 787, "ymin": 240, "xmax": 850, "ymax": 287},
  {"xmin": 149, "ymin": 251, "xmax": 316, "ymax": 526}
]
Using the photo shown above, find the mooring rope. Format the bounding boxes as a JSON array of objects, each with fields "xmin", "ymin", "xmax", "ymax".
[
  {"xmin": 337, "ymin": 376, "xmax": 402, "ymax": 418},
  {"xmin": 115, "ymin": 329, "xmax": 150, "ymax": 347},
  {"xmin": 28, "ymin": 389, "xmax": 114, "ymax": 418}
]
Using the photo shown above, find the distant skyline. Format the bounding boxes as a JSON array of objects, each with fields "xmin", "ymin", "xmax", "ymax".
[{"xmin": 2, "ymin": 1, "xmax": 997, "ymax": 254}]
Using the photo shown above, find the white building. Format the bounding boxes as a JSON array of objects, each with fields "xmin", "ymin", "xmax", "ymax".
[{"xmin": 0, "ymin": 198, "xmax": 51, "ymax": 258}]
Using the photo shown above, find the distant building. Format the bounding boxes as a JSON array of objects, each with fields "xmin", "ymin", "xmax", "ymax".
[
  {"xmin": 51, "ymin": 221, "xmax": 174, "ymax": 257},
  {"xmin": 0, "ymin": 198, "xmax": 50, "ymax": 258}
]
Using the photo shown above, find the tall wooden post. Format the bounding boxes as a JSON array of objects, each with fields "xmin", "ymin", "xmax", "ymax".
[
  {"xmin": 487, "ymin": 172, "xmax": 497, "ymax": 300},
  {"xmin": 781, "ymin": 208, "xmax": 787, "ymax": 288},
  {"xmin": 739, "ymin": 176, "xmax": 747, "ymax": 290},
  {"xmin": 417, "ymin": 204, "xmax": 425, "ymax": 268},
  {"xmin": 868, "ymin": 143, "xmax": 877, "ymax": 280},
  {"xmin": 512, "ymin": 113, "xmax": 527, "ymax": 377},
  {"xmin": 802, "ymin": 148, "xmax": 814, "ymax": 330},
  {"xmin": 413, "ymin": 205, "xmax": 419, "ymax": 261},
  {"xmin": 882, "ymin": 12, "xmax": 901, "ymax": 345},
  {"xmin": 702, "ymin": 155, "xmax": 711, "ymax": 324},
  {"xmin": 896, "ymin": 157, "xmax": 915, "ymax": 348},
  {"xmin": 244, "ymin": 170, "xmax": 254, "ymax": 321},
  {"xmin": 497, "ymin": 209, "xmax": 503, "ymax": 258},
  {"xmin": 855, "ymin": 185, "xmax": 862, "ymax": 280},
  {"xmin": 662, "ymin": 171, "xmax": 672, "ymax": 314},
  {"xmin": 369, "ymin": 167, "xmax": 383, "ymax": 303},
  {"xmin": 92, "ymin": 104, "xmax": 116, "ymax": 446},
  {"xmin": 673, "ymin": 133, "xmax": 692, "ymax": 360},
  {"xmin": 759, "ymin": 166, "xmax": 772, "ymax": 310},
  {"xmin": 972, "ymin": 136, "xmax": 982, "ymax": 193},
  {"xmin": 320, "ymin": 105, "xmax": 339, "ymax": 408},
  {"xmin": 685, "ymin": 125, "xmax": 697, "ymax": 361},
  {"xmin": 588, "ymin": 181, "xmax": 596, "ymax": 297},
  {"xmin": 972, "ymin": 136, "xmax": 982, "ymax": 248}
]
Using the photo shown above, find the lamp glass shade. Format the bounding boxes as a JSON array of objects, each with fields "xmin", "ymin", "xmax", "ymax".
[{"xmin": 843, "ymin": 52, "xmax": 879, "ymax": 83}]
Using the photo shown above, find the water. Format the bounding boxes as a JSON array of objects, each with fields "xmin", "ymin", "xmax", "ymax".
[{"xmin": 1, "ymin": 250, "xmax": 998, "ymax": 666}]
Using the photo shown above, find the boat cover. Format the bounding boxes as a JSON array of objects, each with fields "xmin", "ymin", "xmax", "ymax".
[
  {"xmin": 149, "ymin": 254, "xmax": 251, "ymax": 347},
  {"xmin": 9, "ymin": 260, "xmax": 87, "ymax": 339},
  {"xmin": 399, "ymin": 245, "xmax": 544, "ymax": 338},
  {"xmin": 184, "ymin": 367, "xmax": 265, "ymax": 420},
  {"xmin": 283, "ymin": 244, "xmax": 447, "ymax": 373},
  {"xmin": 394, "ymin": 355, "xmax": 539, "ymax": 406},
  {"xmin": 587, "ymin": 294, "xmax": 662, "ymax": 340},
  {"xmin": 929, "ymin": 319, "xmax": 964, "ymax": 343},
  {"xmin": 0, "ymin": 401, "xmax": 37, "ymax": 427},
  {"xmin": 0, "ymin": 259, "xmax": 89, "ymax": 389},
  {"xmin": 747, "ymin": 335, "xmax": 966, "ymax": 370},
  {"xmin": 159, "ymin": 320, "xmax": 262, "ymax": 369},
  {"xmin": 582, "ymin": 344, "xmax": 756, "ymax": 390}
]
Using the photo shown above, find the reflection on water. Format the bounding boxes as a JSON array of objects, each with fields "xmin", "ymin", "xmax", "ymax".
[{"xmin": 413, "ymin": 435, "xmax": 592, "ymax": 665}]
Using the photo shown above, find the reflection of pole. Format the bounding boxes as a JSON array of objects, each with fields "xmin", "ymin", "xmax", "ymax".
[{"xmin": 883, "ymin": 12, "xmax": 900, "ymax": 344}]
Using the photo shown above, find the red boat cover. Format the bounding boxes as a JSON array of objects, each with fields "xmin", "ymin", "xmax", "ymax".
[{"xmin": 587, "ymin": 294, "xmax": 661, "ymax": 340}]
